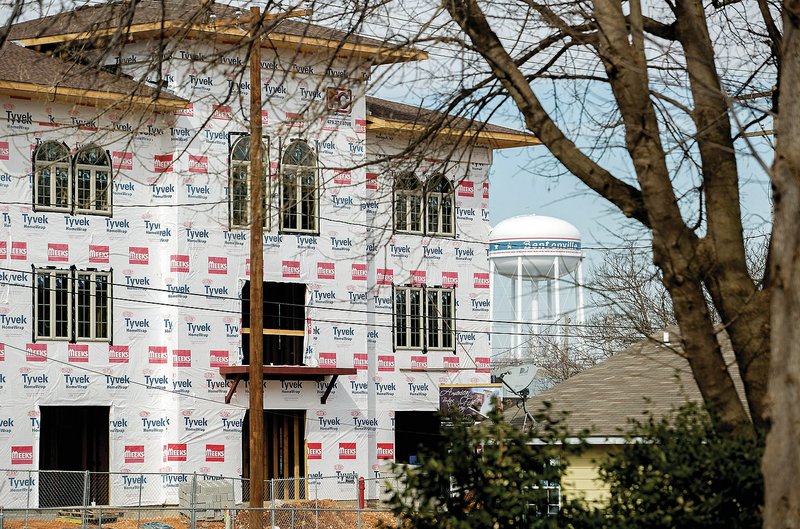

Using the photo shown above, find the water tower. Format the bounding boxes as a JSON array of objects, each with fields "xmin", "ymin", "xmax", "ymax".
[{"xmin": 488, "ymin": 215, "xmax": 584, "ymax": 362}]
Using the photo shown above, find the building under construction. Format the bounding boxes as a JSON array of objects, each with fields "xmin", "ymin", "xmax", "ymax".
[{"xmin": 0, "ymin": 0, "xmax": 536, "ymax": 507}]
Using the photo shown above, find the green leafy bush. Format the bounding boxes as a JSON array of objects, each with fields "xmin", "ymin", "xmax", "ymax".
[
  {"xmin": 382, "ymin": 403, "xmax": 763, "ymax": 529},
  {"xmin": 379, "ymin": 406, "xmax": 570, "ymax": 529},
  {"xmin": 561, "ymin": 403, "xmax": 764, "ymax": 529}
]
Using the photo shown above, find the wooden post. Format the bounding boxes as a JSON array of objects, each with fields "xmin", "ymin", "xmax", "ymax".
[{"xmin": 248, "ymin": 6, "xmax": 265, "ymax": 529}]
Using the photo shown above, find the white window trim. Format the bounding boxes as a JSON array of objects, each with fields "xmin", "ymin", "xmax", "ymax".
[
  {"xmin": 34, "ymin": 268, "xmax": 112, "ymax": 342},
  {"xmin": 394, "ymin": 285, "xmax": 455, "ymax": 352}
]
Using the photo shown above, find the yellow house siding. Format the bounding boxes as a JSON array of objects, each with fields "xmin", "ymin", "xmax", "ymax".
[{"xmin": 561, "ymin": 446, "xmax": 615, "ymax": 507}]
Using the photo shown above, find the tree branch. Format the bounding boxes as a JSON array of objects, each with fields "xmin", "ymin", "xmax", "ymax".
[{"xmin": 442, "ymin": 0, "xmax": 650, "ymax": 225}]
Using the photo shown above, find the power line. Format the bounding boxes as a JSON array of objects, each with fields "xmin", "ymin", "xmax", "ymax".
[
  {"xmin": 0, "ymin": 265, "xmax": 645, "ymax": 333},
  {"xmin": 0, "ymin": 340, "xmax": 457, "ymax": 438}
]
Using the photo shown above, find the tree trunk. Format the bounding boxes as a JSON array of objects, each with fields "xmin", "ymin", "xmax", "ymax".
[
  {"xmin": 443, "ymin": 0, "xmax": 755, "ymax": 435},
  {"xmin": 763, "ymin": 3, "xmax": 800, "ymax": 525}
]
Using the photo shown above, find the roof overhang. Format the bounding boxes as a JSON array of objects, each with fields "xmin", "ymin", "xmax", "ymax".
[
  {"xmin": 15, "ymin": 18, "xmax": 426, "ymax": 65},
  {"xmin": 366, "ymin": 116, "xmax": 541, "ymax": 149},
  {"xmin": 0, "ymin": 80, "xmax": 187, "ymax": 110},
  {"xmin": 528, "ymin": 436, "xmax": 635, "ymax": 445}
]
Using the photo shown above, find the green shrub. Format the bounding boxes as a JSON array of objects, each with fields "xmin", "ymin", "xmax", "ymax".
[
  {"xmin": 561, "ymin": 403, "xmax": 763, "ymax": 529},
  {"xmin": 382, "ymin": 402, "xmax": 763, "ymax": 529}
]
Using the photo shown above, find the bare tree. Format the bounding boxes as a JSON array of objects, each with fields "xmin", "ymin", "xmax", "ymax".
[{"xmin": 420, "ymin": 0, "xmax": 787, "ymax": 523}]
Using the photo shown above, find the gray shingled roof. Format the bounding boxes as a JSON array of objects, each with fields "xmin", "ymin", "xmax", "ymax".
[
  {"xmin": 504, "ymin": 329, "xmax": 746, "ymax": 438},
  {"xmin": 366, "ymin": 95, "xmax": 530, "ymax": 136},
  {"xmin": 0, "ymin": 41, "xmax": 185, "ymax": 102},
  {"xmin": 8, "ymin": 0, "xmax": 389, "ymax": 49}
]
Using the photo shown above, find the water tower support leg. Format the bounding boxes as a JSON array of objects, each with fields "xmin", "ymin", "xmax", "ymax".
[
  {"xmin": 516, "ymin": 256, "xmax": 523, "ymax": 358},
  {"xmin": 554, "ymin": 257, "xmax": 561, "ymax": 323},
  {"xmin": 577, "ymin": 259, "xmax": 585, "ymax": 324},
  {"xmin": 531, "ymin": 280, "xmax": 539, "ymax": 335}
]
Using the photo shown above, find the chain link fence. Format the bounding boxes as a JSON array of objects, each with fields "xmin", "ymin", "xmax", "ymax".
[{"xmin": 0, "ymin": 469, "xmax": 559, "ymax": 529}]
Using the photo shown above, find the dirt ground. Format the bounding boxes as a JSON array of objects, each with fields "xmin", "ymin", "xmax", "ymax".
[{"xmin": 3, "ymin": 501, "xmax": 401, "ymax": 529}]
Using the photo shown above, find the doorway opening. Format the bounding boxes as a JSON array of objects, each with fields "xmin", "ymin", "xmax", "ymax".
[
  {"xmin": 39, "ymin": 406, "xmax": 109, "ymax": 507},
  {"xmin": 242, "ymin": 281, "xmax": 306, "ymax": 365},
  {"xmin": 242, "ymin": 409, "xmax": 307, "ymax": 500},
  {"xmin": 394, "ymin": 411, "xmax": 443, "ymax": 464}
]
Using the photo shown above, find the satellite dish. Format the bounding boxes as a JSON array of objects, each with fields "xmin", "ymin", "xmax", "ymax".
[{"xmin": 492, "ymin": 362, "xmax": 542, "ymax": 397}]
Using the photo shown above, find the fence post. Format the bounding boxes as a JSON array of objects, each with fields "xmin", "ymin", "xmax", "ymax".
[
  {"xmin": 314, "ymin": 480, "xmax": 319, "ymax": 529},
  {"xmin": 82, "ymin": 470, "xmax": 90, "ymax": 529},
  {"xmin": 190, "ymin": 473, "xmax": 198, "ymax": 529},
  {"xmin": 291, "ymin": 508, "xmax": 295, "ymax": 529},
  {"xmin": 24, "ymin": 470, "xmax": 31, "ymax": 529},
  {"xmin": 230, "ymin": 478, "xmax": 236, "ymax": 529},
  {"xmin": 137, "ymin": 473, "xmax": 144, "ymax": 529},
  {"xmin": 270, "ymin": 479, "xmax": 276, "ymax": 529}
]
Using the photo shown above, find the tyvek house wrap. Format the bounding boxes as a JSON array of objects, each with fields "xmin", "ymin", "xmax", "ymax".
[{"xmin": 0, "ymin": 39, "xmax": 493, "ymax": 507}]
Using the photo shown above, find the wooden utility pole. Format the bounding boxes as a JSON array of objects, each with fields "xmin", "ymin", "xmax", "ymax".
[{"xmin": 248, "ymin": 5, "xmax": 265, "ymax": 529}]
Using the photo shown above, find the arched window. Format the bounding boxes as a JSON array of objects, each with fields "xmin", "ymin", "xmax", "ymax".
[
  {"xmin": 34, "ymin": 141, "xmax": 71, "ymax": 211},
  {"xmin": 74, "ymin": 144, "xmax": 111, "ymax": 214},
  {"xmin": 281, "ymin": 140, "xmax": 317, "ymax": 233},
  {"xmin": 425, "ymin": 174, "xmax": 454, "ymax": 236},
  {"xmin": 394, "ymin": 172, "xmax": 423, "ymax": 234},
  {"xmin": 229, "ymin": 135, "xmax": 268, "ymax": 229}
]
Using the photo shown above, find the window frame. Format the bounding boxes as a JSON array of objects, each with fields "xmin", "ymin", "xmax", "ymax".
[
  {"xmin": 34, "ymin": 268, "xmax": 72, "ymax": 341},
  {"xmin": 393, "ymin": 284, "xmax": 456, "ymax": 352},
  {"xmin": 33, "ymin": 141, "xmax": 72, "ymax": 213},
  {"xmin": 279, "ymin": 139, "xmax": 319, "ymax": 235},
  {"xmin": 74, "ymin": 270, "xmax": 112, "ymax": 341},
  {"xmin": 228, "ymin": 133, "xmax": 270, "ymax": 230},
  {"xmin": 33, "ymin": 141, "xmax": 114, "ymax": 216},
  {"xmin": 73, "ymin": 144, "xmax": 112, "ymax": 216},
  {"xmin": 33, "ymin": 267, "xmax": 113, "ymax": 343},
  {"xmin": 425, "ymin": 174, "xmax": 455, "ymax": 236},
  {"xmin": 392, "ymin": 172, "xmax": 455, "ymax": 237},
  {"xmin": 425, "ymin": 287, "xmax": 455, "ymax": 351},
  {"xmin": 393, "ymin": 172, "xmax": 424, "ymax": 234}
]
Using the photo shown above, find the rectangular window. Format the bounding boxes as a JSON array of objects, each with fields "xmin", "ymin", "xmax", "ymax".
[
  {"xmin": 35, "ymin": 268, "xmax": 112, "ymax": 342},
  {"xmin": 394, "ymin": 285, "xmax": 454, "ymax": 351},
  {"xmin": 75, "ymin": 272, "xmax": 111, "ymax": 340},
  {"xmin": 36, "ymin": 269, "xmax": 71, "ymax": 340},
  {"xmin": 427, "ymin": 288, "xmax": 454, "ymax": 350}
]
